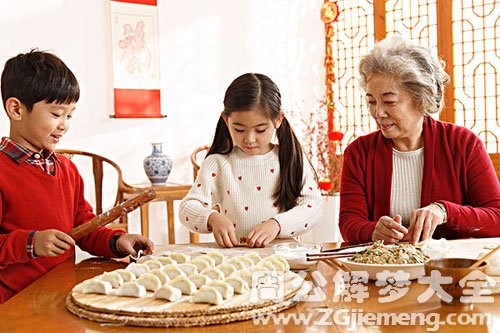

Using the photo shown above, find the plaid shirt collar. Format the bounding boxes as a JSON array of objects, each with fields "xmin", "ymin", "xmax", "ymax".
[{"xmin": 0, "ymin": 136, "xmax": 60, "ymax": 164}]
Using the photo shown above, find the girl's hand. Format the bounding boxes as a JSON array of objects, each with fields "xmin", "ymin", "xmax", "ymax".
[
  {"xmin": 247, "ymin": 219, "xmax": 281, "ymax": 248},
  {"xmin": 406, "ymin": 204, "xmax": 445, "ymax": 244},
  {"xmin": 372, "ymin": 215, "xmax": 408, "ymax": 244},
  {"xmin": 116, "ymin": 234, "xmax": 154, "ymax": 257},
  {"xmin": 208, "ymin": 213, "xmax": 238, "ymax": 248},
  {"xmin": 34, "ymin": 229, "xmax": 75, "ymax": 257}
]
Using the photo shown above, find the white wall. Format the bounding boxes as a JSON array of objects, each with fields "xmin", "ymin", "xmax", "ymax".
[{"xmin": 0, "ymin": 0, "xmax": 325, "ymax": 245}]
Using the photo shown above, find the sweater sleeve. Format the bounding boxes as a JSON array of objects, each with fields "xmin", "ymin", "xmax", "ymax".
[
  {"xmin": 0, "ymin": 194, "xmax": 31, "ymax": 266},
  {"xmin": 179, "ymin": 157, "xmax": 219, "ymax": 234},
  {"xmin": 71, "ymin": 167, "xmax": 125, "ymax": 258},
  {"xmin": 272, "ymin": 158, "xmax": 323, "ymax": 238},
  {"xmin": 443, "ymin": 138, "xmax": 500, "ymax": 236},
  {"xmin": 338, "ymin": 143, "xmax": 377, "ymax": 244}
]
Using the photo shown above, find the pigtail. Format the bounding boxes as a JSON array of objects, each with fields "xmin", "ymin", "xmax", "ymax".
[
  {"xmin": 207, "ymin": 116, "xmax": 233, "ymax": 157},
  {"xmin": 273, "ymin": 117, "xmax": 304, "ymax": 212}
]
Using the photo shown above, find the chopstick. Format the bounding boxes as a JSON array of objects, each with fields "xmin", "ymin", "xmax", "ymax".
[
  {"xmin": 320, "ymin": 242, "xmax": 373, "ymax": 253},
  {"xmin": 306, "ymin": 253, "xmax": 356, "ymax": 262},
  {"xmin": 323, "ymin": 258, "xmax": 352, "ymax": 273}
]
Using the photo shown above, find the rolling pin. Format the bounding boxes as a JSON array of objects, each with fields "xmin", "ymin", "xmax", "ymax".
[{"xmin": 68, "ymin": 190, "xmax": 156, "ymax": 241}]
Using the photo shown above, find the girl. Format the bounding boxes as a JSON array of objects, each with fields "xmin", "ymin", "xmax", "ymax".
[{"xmin": 180, "ymin": 73, "xmax": 323, "ymax": 248}]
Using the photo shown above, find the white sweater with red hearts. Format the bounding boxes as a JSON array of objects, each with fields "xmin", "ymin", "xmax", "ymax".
[{"xmin": 179, "ymin": 146, "xmax": 323, "ymax": 240}]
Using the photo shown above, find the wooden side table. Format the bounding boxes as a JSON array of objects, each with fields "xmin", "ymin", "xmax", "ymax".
[{"xmin": 124, "ymin": 182, "xmax": 199, "ymax": 244}]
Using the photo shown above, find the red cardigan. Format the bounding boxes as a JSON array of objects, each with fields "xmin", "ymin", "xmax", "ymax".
[
  {"xmin": 0, "ymin": 153, "xmax": 125, "ymax": 297},
  {"xmin": 339, "ymin": 117, "xmax": 500, "ymax": 244}
]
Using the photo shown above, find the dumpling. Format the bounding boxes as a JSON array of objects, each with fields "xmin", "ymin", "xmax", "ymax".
[
  {"xmin": 149, "ymin": 269, "xmax": 170, "ymax": 285},
  {"xmin": 143, "ymin": 259, "xmax": 162, "ymax": 270},
  {"xmin": 256, "ymin": 260, "xmax": 276, "ymax": 272},
  {"xmin": 191, "ymin": 286, "xmax": 223, "ymax": 305},
  {"xmin": 126, "ymin": 263, "xmax": 150, "ymax": 278},
  {"xmin": 237, "ymin": 270, "xmax": 253, "ymax": 287},
  {"xmin": 191, "ymin": 257, "xmax": 211, "ymax": 272},
  {"xmin": 206, "ymin": 251, "xmax": 225, "ymax": 266},
  {"xmin": 162, "ymin": 264, "xmax": 187, "ymax": 280},
  {"xmin": 244, "ymin": 252, "xmax": 262, "ymax": 265},
  {"xmin": 157, "ymin": 256, "xmax": 176, "ymax": 266},
  {"xmin": 188, "ymin": 274, "xmax": 212, "ymax": 289},
  {"xmin": 116, "ymin": 281, "xmax": 147, "ymax": 298},
  {"xmin": 262, "ymin": 257, "xmax": 286, "ymax": 272},
  {"xmin": 227, "ymin": 257, "xmax": 246, "ymax": 270},
  {"xmin": 170, "ymin": 276, "xmax": 197, "ymax": 295},
  {"xmin": 178, "ymin": 263, "xmax": 198, "ymax": 276},
  {"xmin": 207, "ymin": 280, "xmax": 234, "ymax": 299},
  {"xmin": 154, "ymin": 285, "xmax": 182, "ymax": 302},
  {"xmin": 197, "ymin": 255, "xmax": 216, "ymax": 266},
  {"xmin": 97, "ymin": 271, "xmax": 124, "ymax": 288},
  {"xmin": 114, "ymin": 269, "xmax": 136, "ymax": 282},
  {"xmin": 269, "ymin": 254, "xmax": 290, "ymax": 272},
  {"xmin": 225, "ymin": 276, "xmax": 250, "ymax": 294},
  {"xmin": 237, "ymin": 256, "xmax": 254, "ymax": 269},
  {"xmin": 136, "ymin": 273, "xmax": 162, "ymax": 291},
  {"xmin": 200, "ymin": 267, "xmax": 225, "ymax": 280},
  {"xmin": 216, "ymin": 263, "xmax": 236, "ymax": 277},
  {"xmin": 82, "ymin": 279, "xmax": 112, "ymax": 295},
  {"xmin": 169, "ymin": 252, "xmax": 190, "ymax": 264}
]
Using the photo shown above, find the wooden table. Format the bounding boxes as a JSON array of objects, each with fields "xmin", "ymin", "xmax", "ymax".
[
  {"xmin": 125, "ymin": 182, "xmax": 196, "ymax": 243},
  {"xmin": 1, "ymin": 242, "xmax": 498, "ymax": 332}
]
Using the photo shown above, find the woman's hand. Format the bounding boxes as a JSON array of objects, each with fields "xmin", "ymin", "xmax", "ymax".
[
  {"xmin": 407, "ymin": 204, "xmax": 445, "ymax": 244},
  {"xmin": 372, "ymin": 215, "xmax": 408, "ymax": 244},
  {"xmin": 34, "ymin": 229, "xmax": 75, "ymax": 257},
  {"xmin": 247, "ymin": 219, "xmax": 281, "ymax": 248},
  {"xmin": 116, "ymin": 234, "xmax": 154, "ymax": 257},
  {"xmin": 208, "ymin": 212, "xmax": 238, "ymax": 248}
]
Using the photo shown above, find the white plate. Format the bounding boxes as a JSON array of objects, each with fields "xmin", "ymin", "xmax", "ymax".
[
  {"xmin": 272, "ymin": 242, "xmax": 321, "ymax": 270},
  {"xmin": 335, "ymin": 245, "xmax": 426, "ymax": 280}
]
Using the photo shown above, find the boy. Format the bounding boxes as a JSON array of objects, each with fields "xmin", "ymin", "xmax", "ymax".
[{"xmin": 0, "ymin": 49, "xmax": 154, "ymax": 303}]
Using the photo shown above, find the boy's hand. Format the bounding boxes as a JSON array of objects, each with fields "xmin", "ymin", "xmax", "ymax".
[
  {"xmin": 116, "ymin": 234, "xmax": 154, "ymax": 257},
  {"xmin": 34, "ymin": 230, "xmax": 75, "ymax": 257},
  {"xmin": 247, "ymin": 219, "xmax": 280, "ymax": 248},
  {"xmin": 207, "ymin": 212, "xmax": 237, "ymax": 248}
]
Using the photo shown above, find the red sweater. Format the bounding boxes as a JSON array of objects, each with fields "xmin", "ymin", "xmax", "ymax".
[
  {"xmin": 339, "ymin": 117, "xmax": 500, "ymax": 244},
  {"xmin": 0, "ymin": 153, "xmax": 124, "ymax": 295}
]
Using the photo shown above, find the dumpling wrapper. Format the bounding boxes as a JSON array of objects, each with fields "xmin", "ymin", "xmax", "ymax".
[
  {"xmin": 170, "ymin": 275, "xmax": 197, "ymax": 295},
  {"xmin": 192, "ymin": 285, "xmax": 223, "ymax": 305},
  {"xmin": 188, "ymin": 274, "xmax": 212, "ymax": 288},
  {"xmin": 149, "ymin": 269, "xmax": 170, "ymax": 285},
  {"xmin": 208, "ymin": 280, "xmax": 234, "ymax": 299},
  {"xmin": 116, "ymin": 281, "xmax": 147, "ymax": 298},
  {"xmin": 97, "ymin": 271, "xmax": 124, "ymax": 288},
  {"xmin": 82, "ymin": 279, "xmax": 112, "ymax": 295},
  {"xmin": 114, "ymin": 269, "xmax": 136, "ymax": 282},
  {"xmin": 225, "ymin": 276, "xmax": 250, "ymax": 294},
  {"xmin": 126, "ymin": 263, "xmax": 150, "ymax": 278},
  {"xmin": 137, "ymin": 273, "xmax": 162, "ymax": 291},
  {"xmin": 154, "ymin": 285, "xmax": 182, "ymax": 302}
]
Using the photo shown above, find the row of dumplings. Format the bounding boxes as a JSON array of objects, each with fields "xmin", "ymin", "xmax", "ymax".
[{"xmin": 80, "ymin": 250, "xmax": 290, "ymax": 305}]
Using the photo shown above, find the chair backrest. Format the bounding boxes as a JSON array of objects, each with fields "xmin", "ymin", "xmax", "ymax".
[
  {"xmin": 55, "ymin": 149, "xmax": 134, "ymax": 216},
  {"xmin": 190, "ymin": 145, "xmax": 210, "ymax": 181}
]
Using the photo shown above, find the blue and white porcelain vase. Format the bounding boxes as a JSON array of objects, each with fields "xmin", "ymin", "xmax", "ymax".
[{"xmin": 143, "ymin": 143, "xmax": 173, "ymax": 186}]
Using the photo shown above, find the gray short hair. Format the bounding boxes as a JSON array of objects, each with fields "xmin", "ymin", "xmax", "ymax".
[{"xmin": 358, "ymin": 36, "xmax": 450, "ymax": 115}]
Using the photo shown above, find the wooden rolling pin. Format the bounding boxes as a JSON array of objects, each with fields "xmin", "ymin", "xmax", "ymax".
[{"xmin": 68, "ymin": 190, "xmax": 156, "ymax": 241}]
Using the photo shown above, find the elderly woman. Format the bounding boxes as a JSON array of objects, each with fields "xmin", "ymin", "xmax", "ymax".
[{"xmin": 339, "ymin": 36, "xmax": 500, "ymax": 244}]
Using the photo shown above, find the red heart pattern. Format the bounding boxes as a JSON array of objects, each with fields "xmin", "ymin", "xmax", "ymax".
[
  {"xmin": 244, "ymin": 206, "xmax": 249, "ymax": 211},
  {"xmin": 211, "ymin": 173, "xmax": 216, "ymax": 177},
  {"xmin": 256, "ymin": 186, "xmax": 261, "ymax": 191}
]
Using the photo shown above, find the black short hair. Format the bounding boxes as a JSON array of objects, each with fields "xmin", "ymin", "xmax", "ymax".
[{"xmin": 1, "ymin": 49, "xmax": 80, "ymax": 111}]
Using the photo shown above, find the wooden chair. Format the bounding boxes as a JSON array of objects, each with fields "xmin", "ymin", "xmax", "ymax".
[
  {"xmin": 55, "ymin": 149, "xmax": 136, "ymax": 231},
  {"xmin": 190, "ymin": 145, "xmax": 210, "ymax": 181}
]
